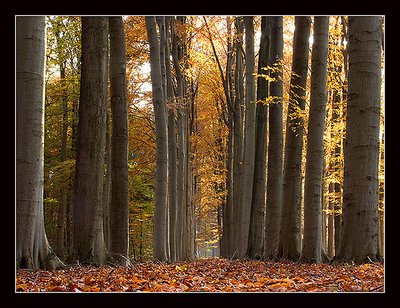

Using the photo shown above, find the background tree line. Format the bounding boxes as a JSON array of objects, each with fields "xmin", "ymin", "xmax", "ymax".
[{"xmin": 16, "ymin": 15, "xmax": 384, "ymax": 270}]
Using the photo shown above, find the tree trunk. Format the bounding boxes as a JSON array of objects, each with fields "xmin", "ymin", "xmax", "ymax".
[
  {"xmin": 335, "ymin": 16, "xmax": 382, "ymax": 264},
  {"xmin": 165, "ymin": 16, "xmax": 178, "ymax": 263},
  {"xmin": 280, "ymin": 16, "xmax": 311, "ymax": 261},
  {"xmin": 156, "ymin": 16, "xmax": 172, "ymax": 262},
  {"xmin": 300, "ymin": 16, "xmax": 329, "ymax": 263},
  {"xmin": 103, "ymin": 110, "xmax": 111, "ymax": 251},
  {"xmin": 240, "ymin": 16, "xmax": 257, "ymax": 258},
  {"xmin": 264, "ymin": 16, "xmax": 284, "ymax": 260},
  {"xmin": 321, "ymin": 159, "xmax": 327, "ymax": 253},
  {"xmin": 171, "ymin": 16, "xmax": 195, "ymax": 261},
  {"xmin": 145, "ymin": 16, "xmax": 169, "ymax": 262},
  {"xmin": 16, "ymin": 16, "xmax": 63, "ymax": 270},
  {"xmin": 233, "ymin": 17, "xmax": 245, "ymax": 258},
  {"xmin": 183, "ymin": 19, "xmax": 195, "ymax": 262},
  {"xmin": 247, "ymin": 16, "xmax": 269, "ymax": 259},
  {"xmin": 109, "ymin": 16, "xmax": 129, "ymax": 265},
  {"xmin": 225, "ymin": 118, "xmax": 234, "ymax": 257},
  {"xmin": 70, "ymin": 17, "xmax": 109, "ymax": 266},
  {"xmin": 224, "ymin": 26, "xmax": 235, "ymax": 258},
  {"xmin": 172, "ymin": 17, "xmax": 185, "ymax": 260}
]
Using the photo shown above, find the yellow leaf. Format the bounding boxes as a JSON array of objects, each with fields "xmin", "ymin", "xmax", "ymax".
[{"xmin": 175, "ymin": 264, "xmax": 188, "ymax": 272}]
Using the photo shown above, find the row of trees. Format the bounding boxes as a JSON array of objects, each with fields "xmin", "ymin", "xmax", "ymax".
[
  {"xmin": 16, "ymin": 15, "xmax": 384, "ymax": 270},
  {"xmin": 43, "ymin": 16, "xmax": 156, "ymax": 262},
  {"xmin": 16, "ymin": 15, "xmax": 199, "ymax": 269},
  {"xmin": 17, "ymin": 16, "xmax": 131, "ymax": 269},
  {"xmin": 146, "ymin": 16, "xmax": 197, "ymax": 262},
  {"xmin": 209, "ymin": 16, "xmax": 383, "ymax": 263}
]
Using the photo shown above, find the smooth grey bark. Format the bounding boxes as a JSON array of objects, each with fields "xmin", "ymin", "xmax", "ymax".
[
  {"xmin": 233, "ymin": 17, "xmax": 245, "ymax": 258},
  {"xmin": 279, "ymin": 16, "xmax": 311, "ymax": 261},
  {"xmin": 184, "ymin": 135, "xmax": 195, "ymax": 261},
  {"xmin": 157, "ymin": 17, "xmax": 167, "ymax": 100},
  {"xmin": 181, "ymin": 16, "xmax": 195, "ymax": 261},
  {"xmin": 264, "ymin": 16, "xmax": 284, "ymax": 260},
  {"xmin": 219, "ymin": 17, "xmax": 236, "ymax": 258},
  {"xmin": 109, "ymin": 16, "xmax": 129, "ymax": 265},
  {"xmin": 241, "ymin": 16, "xmax": 257, "ymax": 258},
  {"xmin": 157, "ymin": 16, "xmax": 172, "ymax": 262},
  {"xmin": 145, "ymin": 16, "xmax": 169, "ymax": 262},
  {"xmin": 165, "ymin": 16, "xmax": 178, "ymax": 263},
  {"xmin": 70, "ymin": 17, "xmax": 109, "ymax": 266},
  {"xmin": 335, "ymin": 16, "xmax": 382, "ymax": 264},
  {"xmin": 225, "ymin": 117, "xmax": 234, "ymax": 257},
  {"xmin": 103, "ymin": 110, "xmax": 111, "ymax": 251},
  {"xmin": 224, "ymin": 20, "xmax": 235, "ymax": 258},
  {"xmin": 247, "ymin": 16, "xmax": 269, "ymax": 259},
  {"xmin": 16, "ymin": 16, "xmax": 63, "ymax": 270},
  {"xmin": 172, "ymin": 17, "xmax": 185, "ymax": 260},
  {"xmin": 171, "ymin": 16, "xmax": 195, "ymax": 261},
  {"xmin": 321, "ymin": 158, "xmax": 327, "ymax": 252},
  {"xmin": 300, "ymin": 16, "xmax": 329, "ymax": 263}
]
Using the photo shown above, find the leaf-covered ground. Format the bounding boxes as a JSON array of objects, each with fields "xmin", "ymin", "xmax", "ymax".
[{"xmin": 16, "ymin": 258, "xmax": 384, "ymax": 292}]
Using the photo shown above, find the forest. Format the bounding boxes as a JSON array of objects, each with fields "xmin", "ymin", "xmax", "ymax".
[{"xmin": 16, "ymin": 15, "xmax": 384, "ymax": 292}]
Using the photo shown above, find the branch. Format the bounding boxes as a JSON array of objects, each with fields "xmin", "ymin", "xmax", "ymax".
[{"xmin": 202, "ymin": 17, "xmax": 231, "ymax": 108}]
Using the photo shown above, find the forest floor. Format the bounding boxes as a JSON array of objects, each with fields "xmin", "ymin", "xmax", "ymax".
[{"xmin": 16, "ymin": 257, "xmax": 384, "ymax": 292}]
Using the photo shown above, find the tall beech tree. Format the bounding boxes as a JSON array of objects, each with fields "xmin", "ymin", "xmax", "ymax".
[
  {"xmin": 279, "ymin": 16, "xmax": 311, "ymax": 261},
  {"xmin": 109, "ymin": 16, "xmax": 129, "ymax": 265},
  {"xmin": 247, "ymin": 16, "xmax": 269, "ymax": 259},
  {"xmin": 172, "ymin": 16, "xmax": 196, "ymax": 261},
  {"xmin": 145, "ymin": 16, "xmax": 169, "ymax": 262},
  {"xmin": 232, "ymin": 17, "xmax": 245, "ymax": 258},
  {"xmin": 240, "ymin": 16, "xmax": 257, "ymax": 258},
  {"xmin": 16, "ymin": 16, "xmax": 63, "ymax": 270},
  {"xmin": 301, "ymin": 16, "xmax": 329, "ymax": 263},
  {"xmin": 264, "ymin": 16, "xmax": 284, "ymax": 260},
  {"xmin": 70, "ymin": 17, "xmax": 109, "ymax": 265},
  {"xmin": 103, "ymin": 110, "xmax": 111, "ymax": 251},
  {"xmin": 335, "ymin": 16, "xmax": 382, "ymax": 264},
  {"xmin": 172, "ymin": 16, "xmax": 187, "ymax": 260},
  {"xmin": 157, "ymin": 16, "xmax": 172, "ymax": 261},
  {"xmin": 165, "ymin": 16, "xmax": 178, "ymax": 263}
]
